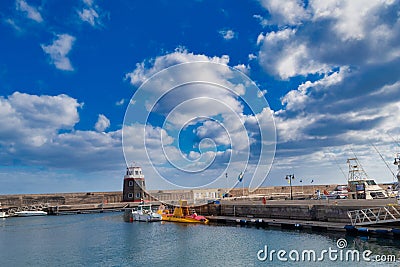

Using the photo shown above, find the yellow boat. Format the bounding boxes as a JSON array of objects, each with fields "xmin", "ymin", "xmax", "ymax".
[{"xmin": 157, "ymin": 200, "xmax": 209, "ymax": 224}]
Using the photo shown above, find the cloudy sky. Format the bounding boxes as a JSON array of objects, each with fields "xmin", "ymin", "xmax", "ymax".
[{"xmin": 1, "ymin": 0, "xmax": 400, "ymax": 194}]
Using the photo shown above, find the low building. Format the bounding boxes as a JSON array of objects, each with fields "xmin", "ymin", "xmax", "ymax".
[{"xmin": 148, "ymin": 188, "xmax": 222, "ymax": 205}]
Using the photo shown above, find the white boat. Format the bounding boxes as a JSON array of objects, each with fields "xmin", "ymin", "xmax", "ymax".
[
  {"xmin": 15, "ymin": 210, "xmax": 47, "ymax": 217},
  {"xmin": 347, "ymin": 158, "xmax": 388, "ymax": 199},
  {"xmin": 125, "ymin": 204, "xmax": 162, "ymax": 222},
  {"xmin": 0, "ymin": 202, "xmax": 8, "ymax": 218}
]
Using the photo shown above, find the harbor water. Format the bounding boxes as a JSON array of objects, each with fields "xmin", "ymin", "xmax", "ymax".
[{"xmin": 0, "ymin": 212, "xmax": 399, "ymax": 266}]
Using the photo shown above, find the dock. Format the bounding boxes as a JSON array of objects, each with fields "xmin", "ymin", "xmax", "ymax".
[
  {"xmin": 206, "ymin": 215, "xmax": 400, "ymax": 238},
  {"xmin": 1, "ymin": 201, "xmax": 161, "ymax": 217},
  {"xmin": 196, "ymin": 198, "xmax": 400, "ymax": 239},
  {"xmin": 207, "ymin": 215, "xmax": 347, "ymax": 231}
]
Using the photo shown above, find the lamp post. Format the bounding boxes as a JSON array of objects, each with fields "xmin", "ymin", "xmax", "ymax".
[
  {"xmin": 285, "ymin": 174, "xmax": 295, "ymax": 200},
  {"xmin": 224, "ymin": 173, "xmax": 228, "ymax": 198}
]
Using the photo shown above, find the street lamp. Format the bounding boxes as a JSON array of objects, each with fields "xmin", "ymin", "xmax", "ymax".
[
  {"xmin": 224, "ymin": 173, "xmax": 228, "ymax": 198},
  {"xmin": 285, "ymin": 174, "xmax": 295, "ymax": 200}
]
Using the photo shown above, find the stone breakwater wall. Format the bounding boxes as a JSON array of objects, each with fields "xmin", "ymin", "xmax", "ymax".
[
  {"xmin": 0, "ymin": 191, "xmax": 123, "ymax": 207},
  {"xmin": 219, "ymin": 204, "xmax": 350, "ymax": 223},
  {"xmin": 197, "ymin": 199, "xmax": 395, "ymax": 223},
  {"xmin": 228, "ymin": 184, "xmax": 338, "ymax": 198}
]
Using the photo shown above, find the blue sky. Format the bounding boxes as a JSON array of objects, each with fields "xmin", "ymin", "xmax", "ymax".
[{"xmin": 1, "ymin": 0, "xmax": 400, "ymax": 194}]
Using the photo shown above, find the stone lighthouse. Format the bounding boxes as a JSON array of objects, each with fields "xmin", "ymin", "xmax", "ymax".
[{"xmin": 122, "ymin": 164, "xmax": 147, "ymax": 202}]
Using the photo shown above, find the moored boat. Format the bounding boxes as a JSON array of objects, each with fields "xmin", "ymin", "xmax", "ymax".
[
  {"xmin": 15, "ymin": 210, "xmax": 47, "ymax": 217},
  {"xmin": 132, "ymin": 204, "xmax": 162, "ymax": 222},
  {"xmin": 346, "ymin": 158, "xmax": 388, "ymax": 199},
  {"xmin": 124, "ymin": 204, "xmax": 162, "ymax": 222},
  {"xmin": 158, "ymin": 200, "xmax": 208, "ymax": 224},
  {"xmin": 0, "ymin": 211, "xmax": 9, "ymax": 218},
  {"xmin": 0, "ymin": 203, "xmax": 8, "ymax": 218}
]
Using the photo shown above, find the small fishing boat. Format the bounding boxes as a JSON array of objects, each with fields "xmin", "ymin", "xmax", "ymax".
[
  {"xmin": 0, "ymin": 211, "xmax": 9, "ymax": 218},
  {"xmin": 124, "ymin": 204, "xmax": 162, "ymax": 222},
  {"xmin": 158, "ymin": 200, "xmax": 208, "ymax": 224},
  {"xmin": 346, "ymin": 158, "xmax": 388, "ymax": 199},
  {"xmin": 15, "ymin": 210, "xmax": 47, "ymax": 217},
  {"xmin": 132, "ymin": 204, "xmax": 162, "ymax": 222},
  {"xmin": 0, "ymin": 203, "xmax": 8, "ymax": 218}
]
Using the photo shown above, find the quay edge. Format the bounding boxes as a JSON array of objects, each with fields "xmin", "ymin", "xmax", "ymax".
[{"xmin": 195, "ymin": 199, "xmax": 397, "ymax": 223}]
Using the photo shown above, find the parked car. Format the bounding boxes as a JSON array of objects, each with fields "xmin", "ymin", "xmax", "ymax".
[{"xmin": 329, "ymin": 185, "xmax": 348, "ymax": 199}]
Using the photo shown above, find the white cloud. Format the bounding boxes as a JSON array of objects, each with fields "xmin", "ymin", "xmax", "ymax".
[
  {"xmin": 248, "ymin": 53, "xmax": 257, "ymax": 60},
  {"xmin": 95, "ymin": 114, "xmax": 110, "ymax": 132},
  {"xmin": 257, "ymin": 0, "xmax": 400, "ymax": 79},
  {"xmin": 0, "ymin": 91, "xmax": 125, "ymax": 173},
  {"xmin": 274, "ymin": 74, "xmax": 400, "ymax": 162},
  {"xmin": 77, "ymin": 0, "xmax": 105, "ymax": 27},
  {"xmin": 123, "ymin": 123, "xmax": 176, "ymax": 169},
  {"xmin": 256, "ymin": 32, "xmax": 265, "ymax": 45},
  {"xmin": 274, "ymin": 111, "xmax": 318, "ymax": 142},
  {"xmin": 253, "ymin": 14, "xmax": 268, "ymax": 27},
  {"xmin": 310, "ymin": 0, "xmax": 390, "ymax": 41},
  {"xmin": 4, "ymin": 18, "xmax": 22, "ymax": 32},
  {"xmin": 115, "ymin": 98, "xmax": 125, "ymax": 106},
  {"xmin": 125, "ymin": 47, "xmax": 230, "ymax": 86},
  {"xmin": 258, "ymin": 28, "xmax": 330, "ymax": 79},
  {"xmin": 16, "ymin": 0, "xmax": 43, "ymax": 23},
  {"xmin": 83, "ymin": 0, "xmax": 94, "ymax": 5},
  {"xmin": 233, "ymin": 64, "xmax": 250, "ymax": 74},
  {"xmin": 1, "ymin": 92, "xmax": 81, "ymax": 132},
  {"xmin": 78, "ymin": 8, "xmax": 99, "ymax": 27},
  {"xmin": 219, "ymin": 29, "xmax": 236, "ymax": 40},
  {"xmin": 0, "ymin": 92, "xmax": 81, "ymax": 150},
  {"xmin": 281, "ymin": 67, "xmax": 349, "ymax": 111},
  {"xmin": 257, "ymin": 89, "xmax": 267, "ymax": 98},
  {"xmin": 41, "ymin": 34, "xmax": 76, "ymax": 71},
  {"xmin": 0, "ymin": 92, "xmax": 76, "ymax": 150},
  {"xmin": 258, "ymin": 0, "xmax": 309, "ymax": 25},
  {"xmin": 157, "ymin": 88, "xmax": 244, "ymax": 128}
]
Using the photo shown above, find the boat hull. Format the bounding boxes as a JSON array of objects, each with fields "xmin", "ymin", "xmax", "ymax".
[
  {"xmin": 161, "ymin": 215, "xmax": 208, "ymax": 224},
  {"xmin": 15, "ymin": 211, "xmax": 47, "ymax": 217},
  {"xmin": 124, "ymin": 205, "xmax": 162, "ymax": 222},
  {"xmin": 132, "ymin": 212, "xmax": 162, "ymax": 222}
]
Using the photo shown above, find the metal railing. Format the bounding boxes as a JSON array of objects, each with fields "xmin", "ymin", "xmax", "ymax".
[{"xmin": 347, "ymin": 205, "xmax": 400, "ymax": 226}]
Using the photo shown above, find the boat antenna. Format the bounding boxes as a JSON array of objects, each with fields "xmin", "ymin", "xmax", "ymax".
[
  {"xmin": 369, "ymin": 142, "xmax": 397, "ymax": 182},
  {"xmin": 329, "ymin": 151, "xmax": 347, "ymax": 180},
  {"xmin": 387, "ymin": 133, "xmax": 400, "ymax": 148}
]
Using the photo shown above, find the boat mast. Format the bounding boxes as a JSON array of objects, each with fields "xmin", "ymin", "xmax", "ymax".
[
  {"xmin": 347, "ymin": 157, "xmax": 369, "ymax": 182},
  {"xmin": 394, "ymin": 153, "xmax": 400, "ymax": 203}
]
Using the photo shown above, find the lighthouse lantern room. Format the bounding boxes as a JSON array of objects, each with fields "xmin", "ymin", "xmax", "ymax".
[{"xmin": 122, "ymin": 164, "xmax": 147, "ymax": 202}]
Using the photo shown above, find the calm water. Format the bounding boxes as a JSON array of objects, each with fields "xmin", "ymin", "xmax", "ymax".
[{"xmin": 1, "ymin": 212, "xmax": 399, "ymax": 266}]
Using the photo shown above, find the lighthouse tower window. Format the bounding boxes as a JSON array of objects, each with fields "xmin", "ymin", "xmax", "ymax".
[
  {"xmin": 127, "ymin": 193, "xmax": 133, "ymax": 199},
  {"xmin": 128, "ymin": 181, "xmax": 134, "ymax": 187}
]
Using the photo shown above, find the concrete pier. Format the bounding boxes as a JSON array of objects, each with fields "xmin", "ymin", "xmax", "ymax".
[
  {"xmin": 0, "ymin": 191, "xmax": 131, "ymax": 216},
  {"xmin": 202, "ymin": 199, "xmax": 400, "ymax": 238},
  {"xmin": 205, "ymin": 215, "xmax": 400, "ymax": 239},
  {"xmin": 196, "ymin": 198, "xmax": 397, "ymax": 223}
]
